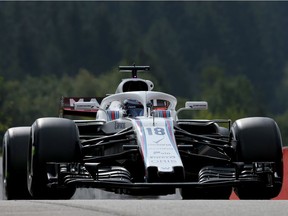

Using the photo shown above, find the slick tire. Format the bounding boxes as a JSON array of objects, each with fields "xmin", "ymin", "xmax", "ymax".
[
  {"xmin": 27, "ymin": 117, "xmax": 81, "ymax": 199},
  {"xmin": 232, "ymin": 117, "xmax": 283, "ymax": 199},
  {"xmin": 2, "ymin": 127, "xmax": 32, "ymax": 200}
]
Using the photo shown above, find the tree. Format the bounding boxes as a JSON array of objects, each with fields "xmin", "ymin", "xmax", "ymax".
[
  {"xmin": 0, "ymin": 77, "xmax": 11, "ymax": 137},
  {"xmin": 0, "ymin": 67, "xmax": 161, "ymax": 131},
  {"xmin": 199, "ymin": 66, "xmax": 259, "ymax": 121}
]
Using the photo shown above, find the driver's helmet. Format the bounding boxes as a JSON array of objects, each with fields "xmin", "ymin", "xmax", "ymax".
[{"xmin": 123, "ymin": 99, "xmax": 144, "ymax": 117}]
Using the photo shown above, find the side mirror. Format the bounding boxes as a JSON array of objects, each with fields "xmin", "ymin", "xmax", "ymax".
[
  {"xmin": 176, "ymin": 101, "xmax": 208, "ymax": 119},
  {"xmin": 185, "ymin": 101, "xmax": 208, "ymax": 110}
]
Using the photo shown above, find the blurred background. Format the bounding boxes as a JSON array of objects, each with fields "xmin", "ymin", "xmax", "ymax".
[{"xmin": 1, "ymin": 1, "xmax": 288, "ymax": 146}]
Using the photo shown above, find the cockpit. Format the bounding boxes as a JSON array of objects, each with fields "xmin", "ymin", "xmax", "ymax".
[{"xmin": 97, "ymin": 91, "xmax": 177, "ymax": 121}]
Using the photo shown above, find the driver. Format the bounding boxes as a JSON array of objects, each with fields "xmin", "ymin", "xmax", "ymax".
[{"xmin": 123, "ymin": 99, "xmax": 144, "ymax": 117}]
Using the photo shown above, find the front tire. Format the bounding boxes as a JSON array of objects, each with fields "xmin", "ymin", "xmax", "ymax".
[
  {"xmin": 27, "ymin": 117, "xmax": 81, "ymax": 199},
  {"xmin": 232, "ymin": 117, "xmax": 283, "ymax": 199}
]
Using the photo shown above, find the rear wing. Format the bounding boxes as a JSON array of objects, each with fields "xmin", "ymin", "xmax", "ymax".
[{"xmin": 59, "ymin": 97, "xmax": 105, "ymax": 118}]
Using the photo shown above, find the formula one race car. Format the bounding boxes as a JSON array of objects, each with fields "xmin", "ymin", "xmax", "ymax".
[{"xmin": 2, "ymin": 65, "xmax": 283, "ymax": 200}]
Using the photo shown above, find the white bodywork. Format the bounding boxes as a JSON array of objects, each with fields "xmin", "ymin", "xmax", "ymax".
[
  {"xmin": 132, "ymin": 117, "xmax": 183, "ymax": 173},
  {"xmin": 67, "ymin": 77, "xmax": 208, "ymax": 180}
]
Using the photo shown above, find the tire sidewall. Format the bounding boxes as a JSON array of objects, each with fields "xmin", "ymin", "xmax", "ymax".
[
  {"xmin": 232, "ymin": 117, "xmax": 283, "ymax": 163},
  {"xmin": 28, "ymin": 117, "xmax": 80, "ymax": 199},
  {"xmin": 2, "ymin": 127, "xmax": 31, "ymax": 200},
  {"xmin": 232, "ymin": 117, "xmax": 283, "ymax": 199}
]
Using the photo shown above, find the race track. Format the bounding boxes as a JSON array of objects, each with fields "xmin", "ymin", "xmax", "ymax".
[{"xmin": 0, "ymin": 200, "xmax": 288, "ymax": 216}]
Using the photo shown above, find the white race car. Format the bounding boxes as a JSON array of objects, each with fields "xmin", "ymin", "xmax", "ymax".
[{"xmin": 2, "ymin": 65, "xmax": 283, "ymax": 199}]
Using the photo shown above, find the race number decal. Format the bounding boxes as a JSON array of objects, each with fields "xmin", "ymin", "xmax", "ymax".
[
  {"xmin": 133, "ymin": 118, "xmax": 183, "ymax": 173},
  {"xmin": 146, "ymin": 127, "xmax": 165, "ymax": 136}
]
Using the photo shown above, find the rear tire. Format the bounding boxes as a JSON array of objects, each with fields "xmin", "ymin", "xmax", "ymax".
[
  {"xmin": 2, "ymin": 127, "xmax": 31, "ymax": 200},
  {"xmin": 27, "ymin": 117, "xmax": 81, "ymax": 199},
  {"xmin": 232, "ymin": 117, "xmax": 283, "ymax": 199}
]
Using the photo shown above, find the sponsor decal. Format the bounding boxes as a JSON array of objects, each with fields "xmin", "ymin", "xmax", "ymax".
[
  {"xmin": 152, "ymin": 136, "xmax": 165, "ymax": 143},
  {"xmin": 74, "ymin": 103, "xmax": 98, "ymax": 110},
  {"xmin": 185, "ymin": 101, "xmax": 208, "ymax": 110},
  {"xmin": 115, "ymin": 122, "xmax": 126, "ymax": 130}
]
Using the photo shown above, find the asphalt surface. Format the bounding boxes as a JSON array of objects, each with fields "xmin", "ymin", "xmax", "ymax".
[{"xmin": 0, "ymin": 200, "xmax": 288, "ymax": 216}]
